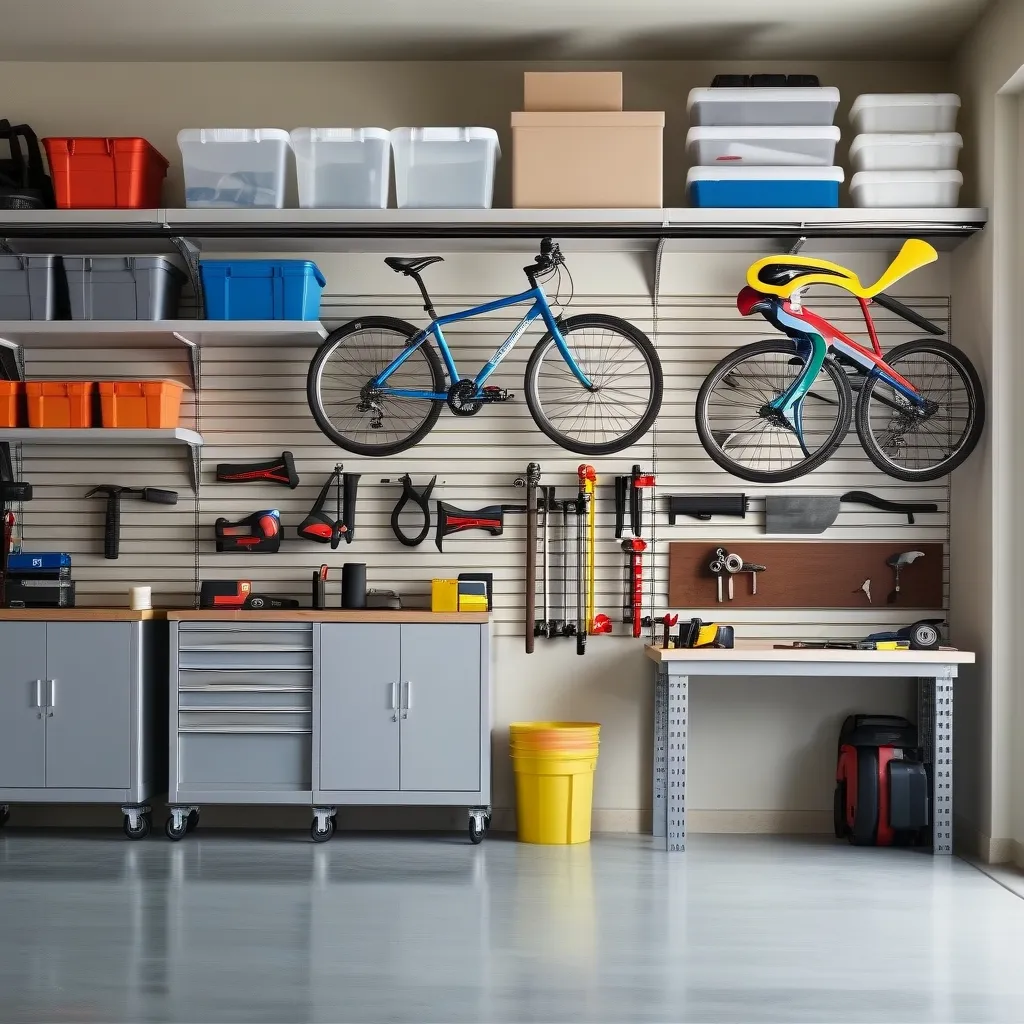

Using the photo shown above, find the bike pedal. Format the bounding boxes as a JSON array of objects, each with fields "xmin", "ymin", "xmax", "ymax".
[{"xmin": 482, "ymin": 386, "xmax": 514, "ymax": 403}]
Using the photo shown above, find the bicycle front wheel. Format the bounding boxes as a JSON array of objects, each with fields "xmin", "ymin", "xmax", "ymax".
[
  {"xmin": 855, "ymin": 338, "xmax": 985, "ymax": 482},
  {"xmin": 695, "ymin": 339, "xmax": 853, "ymax": 483},
  {"xmin": 307, "ymin": 316, "xmax": 446, "ymax": 457},
  {"xmin": 524, "ymin": 314, "xmax": 663, "ymax": 455}
]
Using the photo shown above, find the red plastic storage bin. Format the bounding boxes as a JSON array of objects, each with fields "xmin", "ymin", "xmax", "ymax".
[
  {"xmin": 25, "ymin": 381, "xmax": 94, "ymax": 428},
  {"xmin": 42, "ymin": 137, "xmax": 168, "ymax": 209},
  {"xmin": 0, "ymin": 380, "xmax": 22, "ymax": 427},
  {"xmin": 99, "ymin": 380, "xmax": 185, "ymax": 428}
]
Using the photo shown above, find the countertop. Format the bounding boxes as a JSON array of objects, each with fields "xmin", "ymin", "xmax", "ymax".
[
  {"xmin": 645, "ymin": 645, "xmax": 975, "ymax": 665},
  {"xmin": 168, "ymin": 610, "xmax": 489, "ymax": 623},
  {"xmin": 0, "ymin": 609, "xmax": 164, "ymax": 621}
]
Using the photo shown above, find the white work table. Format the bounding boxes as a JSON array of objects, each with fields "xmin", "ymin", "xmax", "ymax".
[{"xmin": 644, "ymin": 645, "xmax": 976, "ymax": 854}]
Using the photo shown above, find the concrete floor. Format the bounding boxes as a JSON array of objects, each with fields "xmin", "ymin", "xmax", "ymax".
[{"xmin": 1, "ymin": 831, "xmax": 1023, "ymax": 1024}]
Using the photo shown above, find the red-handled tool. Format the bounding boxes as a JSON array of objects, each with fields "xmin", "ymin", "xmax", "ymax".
[
  {"xmin": 662, "ymin": 613, "xmax": 679, "ymax": 649},
  {"xmin": 214, "ymin": 510, "xmax": 282, "ymax": 553},
  {"xmin": 622, "ymin": 537, "xmax": 647, "ymax": 638},
  {"xmin": 216, "ymin": 451, "xmax": 299, "ymax": 489},
  {"xmin": 435, "ymin": 501, "xmax": 526, "ymax": 552}
]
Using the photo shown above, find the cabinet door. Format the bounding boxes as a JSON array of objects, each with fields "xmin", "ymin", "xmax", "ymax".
[
  {"xmin": 399, "ymin": 625, "xmax": 481, "ymax": 792},
  {"xmin": 319, "ymin": 624, "xmax": 400, "ymax": 792},
  {"xmin": 0, "ymin": 623, "xmax": 47, "ymax": 789},
  {"xmin": 45, "ymin": 622, "xmax": 132, "ymax": 790}
]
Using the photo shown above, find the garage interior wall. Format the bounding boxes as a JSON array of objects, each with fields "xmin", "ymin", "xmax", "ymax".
[
  {"xmin": 1, "ymin": 57, "xmax": 965, "ymax": 833},
  {"xmin": 954, "ymin": 0, "xmax": 1024, "ymax": 868}
]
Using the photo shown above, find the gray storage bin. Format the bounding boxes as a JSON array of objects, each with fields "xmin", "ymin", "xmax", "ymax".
[
  {"xmin": 0, "ymin": 254, "xmax": 59, "ymax": 320},
  {"xmin": 64, "ymin": 255, "xmax": 187, "ymax": 320}
]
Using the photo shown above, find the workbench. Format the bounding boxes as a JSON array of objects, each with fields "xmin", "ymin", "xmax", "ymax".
[{"xmin": 645, "ymin": 646, "xmax": 975, "ymax": 854}]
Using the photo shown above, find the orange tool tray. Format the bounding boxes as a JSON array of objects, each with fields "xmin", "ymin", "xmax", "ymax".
[
  {"xmin": 0, "ymin": 380, "xmax": 23, "ymax": 428},
  {"xmin": 98, "ymin": 379, "xmax": 185, "ymax": 428},
  {"xmin": 25, "ymin": 381, "xmax": 95, "ymax": 428}
]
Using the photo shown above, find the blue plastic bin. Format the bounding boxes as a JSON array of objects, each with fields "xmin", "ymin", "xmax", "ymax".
[
  {"xmin": 686, "ymin": 166, "xmax": 844, "ymax": 208},
  {"xmin": 200, "ymin": 260, "xmax": 326, "ymax": 320}
]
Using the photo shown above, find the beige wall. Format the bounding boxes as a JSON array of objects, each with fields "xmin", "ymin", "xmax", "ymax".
[
  {"xmin": 0, "ymin": 59, "xmax": 948, "ymax": 208},
  {"xmin": 2, "ymin": 57, "xmax": 965, "ymax": 835},
  {"xmin": 954, "ymin": 0, "xmax": 1024, "ymax": 865}
]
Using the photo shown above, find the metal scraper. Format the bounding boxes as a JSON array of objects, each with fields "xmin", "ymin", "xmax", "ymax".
[{"xmin": 765, "ymin": 495, "xmax": 841, "ymax": 534}]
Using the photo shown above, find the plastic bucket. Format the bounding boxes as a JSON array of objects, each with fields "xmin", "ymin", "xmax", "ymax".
[{"xmin": 510, "ymin": 723, "xmax": 600, "ymax": 844}]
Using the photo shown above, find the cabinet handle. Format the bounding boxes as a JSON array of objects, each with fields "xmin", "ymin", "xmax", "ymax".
[
  {"xmin": 48, "ymin": 679, "xmax": 56, "ymax": 708},
  {"xmin": 35, "ymin": 679, "xmax": 43, "ymax": 716},
  {"xmin": 402, "ymin": 680, "xmax": 411, "ymax": 719},
  {"xmin": 391, "ymin": 680, "xmax": 399, "ymax": 722}
]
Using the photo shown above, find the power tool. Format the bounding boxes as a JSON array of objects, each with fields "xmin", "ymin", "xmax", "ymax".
[{"xmin": 214, "ymin": 510, "xmax": 282, "ymax": 553}]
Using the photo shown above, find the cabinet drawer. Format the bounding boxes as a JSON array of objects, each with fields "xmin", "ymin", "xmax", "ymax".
[
  {"xmin": 179, "ymin": 650, "xmax": 314, "ymax": 672},
  {"xmin": 178, "ymin": 711, "xmax": 312, "ymax": 733},
  {"xmin": 179, "ymin": 623, "xmax": 313, "ymax": 648},
  {"xmin": 178, "ymin": 690, "xmax": 313, "ymax": 712},
  {"xmin": 178, "ymin": 668, "xmax": 312, "ymax": 690},
  {"xmin": 178, "ymin": 732, "xmax": 311, "ymax": 788}
]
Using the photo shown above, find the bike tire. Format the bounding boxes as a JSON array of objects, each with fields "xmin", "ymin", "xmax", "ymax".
[
  {"xmin": 524, "ymin": 313, "xmax": 663, "ymax": 456},
  {"xmin": 307, "ymin": 316, "xmax": 446, "ymax": 457},
  {"xmin": 855, "ymin": 337, "xmax": 985, "ymax": 482},
  {"xmin": 695, "ymin": 339, "xmax": 853, "ymax": 484}
]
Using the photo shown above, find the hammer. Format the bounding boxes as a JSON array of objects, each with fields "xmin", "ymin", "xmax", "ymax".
[{"xmin": 86, "ymin": 486, "xmax": 178, "ymax": 559}]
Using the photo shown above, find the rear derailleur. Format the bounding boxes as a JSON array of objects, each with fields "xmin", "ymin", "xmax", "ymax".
[{"xmin": 446, "ymin": 378, "xmax": 514, "ymax": 417}]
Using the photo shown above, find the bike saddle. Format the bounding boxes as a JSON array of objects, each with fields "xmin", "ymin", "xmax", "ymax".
[
  {"xmin": 384, "ymin": 256, "xmax": 444, "ymax": 275},
  {"xmin": 747, "ymin": 239, "xmax": 938, "ymax": 300}
]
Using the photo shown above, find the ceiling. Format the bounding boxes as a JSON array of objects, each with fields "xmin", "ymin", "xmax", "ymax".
[{"xmin": 0, "ymin": 0, "xmax": 994, "ymax": 61}]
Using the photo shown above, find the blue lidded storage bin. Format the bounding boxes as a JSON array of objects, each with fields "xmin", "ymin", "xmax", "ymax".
[
  {"xmin": 200, "ymin": 259, "xmax": 326, "ymax": 320},
  {"xmin": 686, "ymin": 166, "xmax": 844, "ymax": 208}
]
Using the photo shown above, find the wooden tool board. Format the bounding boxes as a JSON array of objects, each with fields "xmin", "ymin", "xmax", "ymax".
[{"xmin": 668, "ymin": 542, "xmax": 944, "ymax": 610}]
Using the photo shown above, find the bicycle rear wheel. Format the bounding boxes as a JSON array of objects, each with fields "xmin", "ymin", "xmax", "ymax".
[
  {"xmin": 524, "ymin": 314, "xmax": 663, "ymax": 456},
  {"xmin": 855, "ymin": 338, "xmax": 985, "ymax": 482},
  {"xmin": 695, "ymin": 339, "xmax": 853, "ymax": 483},
  {"xmin": 307, "ymin": 317, "xmax": 445, "ymax": 457}
]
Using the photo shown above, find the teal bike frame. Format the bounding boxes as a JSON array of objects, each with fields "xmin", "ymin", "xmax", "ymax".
[{"xmin": 370, "ymin": 285, "xmax": 593, "ymax": 399}]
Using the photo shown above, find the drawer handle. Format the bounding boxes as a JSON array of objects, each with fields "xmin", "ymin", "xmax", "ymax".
[{"xmin": 177, "ymin": 726, "xmax": 312, "ymax": 735}]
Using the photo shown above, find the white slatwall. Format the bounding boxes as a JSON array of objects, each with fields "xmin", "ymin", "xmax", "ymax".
[{"xmin": 14, "ymin": 246, "xmax": 950, "ymax": 642}]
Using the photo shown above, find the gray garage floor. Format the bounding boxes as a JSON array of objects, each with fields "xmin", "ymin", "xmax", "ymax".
[{"xmin": 1, "ymin": 831, "xmax": 1023, "ymax": 1024}]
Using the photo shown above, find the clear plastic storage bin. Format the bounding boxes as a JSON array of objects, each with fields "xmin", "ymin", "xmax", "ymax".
[
  {"xmin": 687, "ymin": 87, "xmax": 841, "ymax": 127},
  {"xmin": 849, "ymin": 133, "xmax": 963, "ymax": 172},
  {"xmin": 177, "ymin": 128, "xmax": 292, "ymax": 209},
  {"xmin": 289, "ymin": 127, "xmax": 390, "ymax": 209},
  {"xmin": 686, "ymin": 125, "xmax": 841, "ymax": 166},
  {"xmin": 850, "ymin": 95, "xmax": 961, "ymax": 135},
  {"xmin": 849, "ymin": 170, "xmax": 963, "ymax": 208},
  {"xmin": 391, "ymin": 127, "xmax": 500, "ymax": 209}
]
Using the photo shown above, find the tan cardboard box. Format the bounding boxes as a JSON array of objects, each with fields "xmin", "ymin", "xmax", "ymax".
[
  {"xmin": 523, "ymin": 72, "xmax": 623, "ymax": 112},
  {"xmin": 511, "ymin": 111, "xmax": 665, "ymax": 209}
]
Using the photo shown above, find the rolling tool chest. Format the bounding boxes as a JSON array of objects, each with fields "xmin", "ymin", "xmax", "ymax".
[{"xmin": 167, "ymin": 611, "xmax": 492, "ymax": 843}]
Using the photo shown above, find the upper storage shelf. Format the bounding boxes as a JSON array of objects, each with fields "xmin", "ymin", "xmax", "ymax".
[{"xmin": 0, "ymin": 206, "xmax": 988, "ymax": 253}]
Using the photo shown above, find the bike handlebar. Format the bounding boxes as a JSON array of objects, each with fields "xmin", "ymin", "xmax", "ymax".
[{"xmin": 525, "ymin": 237, "xmax": 564, "ymax": 282}]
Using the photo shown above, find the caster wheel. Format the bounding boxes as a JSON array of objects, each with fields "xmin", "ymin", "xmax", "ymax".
[
  {"xmin": 311, "ymin": 819, "xmax": 335, "ymax": 843},
  {"xmin": 165, "ymin": 815, "xmax": 188, "ymax": 842},
  {"xmin": 185, "ymin": 809, "xmax": 200, "ymax": 834},
  {"xmin": 123, "ymin": 814, "xmax": 151, "ymax": 841},
  {"xmin": 469, "ymin": 820, "xmax": 486, "ymax": 845}
]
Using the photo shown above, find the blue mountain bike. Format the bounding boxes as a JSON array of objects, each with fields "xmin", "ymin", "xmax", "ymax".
[{"xmin": 307, "ymin": 239, "xmax": 663, "ymax": 456}]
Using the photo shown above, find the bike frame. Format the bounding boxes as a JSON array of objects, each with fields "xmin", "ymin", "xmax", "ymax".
[
  {"xmin": 371, "ymin": 284, "xmax": 593, "ymax": 400},
  {"xmin": 762, "ymin": 293, "xmax": 924, "ymax": 427}
]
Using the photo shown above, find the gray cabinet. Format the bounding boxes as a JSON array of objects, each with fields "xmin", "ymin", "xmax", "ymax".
[
  {"xmin": 0, "ymin": 618, "xmax": 165, "ymax": 839},
  {"xmin": 316, "ymin": 621, "xmax": 489, "ymax": 806}
]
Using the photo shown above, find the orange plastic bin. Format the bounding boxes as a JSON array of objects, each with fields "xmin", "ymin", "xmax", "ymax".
[
  {"xmin": 99, "ymin": 380, "xmax": 185, "ymax": 428},
  {"xmin": 0, "ymin": 380, "xmax": 22, "ymax": 428},
  {"xmin": 26, "ymin": 381, "xmax": 94, "ymax": 428},
  {"xmin": 43, "ymin": 137, "xmax": 168, "ymax": 209}
]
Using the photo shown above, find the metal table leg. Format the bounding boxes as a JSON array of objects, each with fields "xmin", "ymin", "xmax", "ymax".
[
  {"xmin": 653, "ymin": 667, "xmax": 666, "ymax": 840},
  {"xmin": 918, "ymin": 671, "xmax": 954, "ymax": 854},
  {"xmin": 666, "ymin": 669, "xmax": 688, "ymax": 853}
]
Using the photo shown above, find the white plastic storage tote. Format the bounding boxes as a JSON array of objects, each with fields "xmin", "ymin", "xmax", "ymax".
[
  {"xmin": 391, "ymin": 127, "xmax": 500, "ymax": 209},
  {"xmin": 849, "ymin": 170, "xmax": 963, "ymax": 208},
  {"xmin": 686, "ymin": 125, "xmax": 840, "ymax": 166},
  {"xmin": 850, "ymin": 95, "xmax": 960, "ymax": 134},
  {"xmin": 289, "ymin": 127, "xmax": 390, "ymax": 209},
  {"xmin": 177, "ymin": 128, "xmax": 292, "ymax": 209},
  {"xmin": 687, "ymin": 87, "xmax": 841, "ymax": 127},
  {"xmin": 849, "ymin": 133, "xmax": 962, "ymax": 172}
]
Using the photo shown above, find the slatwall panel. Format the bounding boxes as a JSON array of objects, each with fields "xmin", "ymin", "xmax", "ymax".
[{"xmin": 14, "ymin": 247, "xmax": 950, "ymax": 642}]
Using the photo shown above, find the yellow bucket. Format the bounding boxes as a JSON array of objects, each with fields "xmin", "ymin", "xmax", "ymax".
[{"xmin": 510, "ymin": 723, "xmax": 600, "ymax": 844}]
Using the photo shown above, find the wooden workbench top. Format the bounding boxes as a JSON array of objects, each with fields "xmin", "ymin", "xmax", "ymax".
[
  {"xmin": 0, "ymin": 608, "xmax": 164, "ymax": 621},
  {"xmin": 168, "ymin": 610, "xmax": 489, "ymax": 623},
  {"xmin": 645, "ymin": 645, "xmax": 975, "ymax": 665}
]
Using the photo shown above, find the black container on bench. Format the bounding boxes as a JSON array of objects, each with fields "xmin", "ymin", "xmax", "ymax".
[
  {"xmin": 0, "ymin": 120, "xmax": 55, "ymax": 210},
  {"xmin": 64, "ymin": 255, "xmax": 187, "ymax": 320}
]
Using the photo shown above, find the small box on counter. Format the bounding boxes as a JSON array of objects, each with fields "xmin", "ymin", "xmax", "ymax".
[
  {"xmin": 523, "ymin": 72, "xmax": 623, "ymax": 112},
  {"xmin": 5, "ymin": 579, "xmax": 75, "ymax": 608},
  {"xmin": 432, "ymin": 577, "xmax": 490, "ymax": 613}
]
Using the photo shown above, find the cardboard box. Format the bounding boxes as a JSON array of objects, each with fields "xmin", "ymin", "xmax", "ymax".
[
  {"xmin": 511, "ymin": 111, "xmax": 665, "ymax": 209},
  {"xmin": 524, "ymin": 71, "xmax": 623, "ymax": 112}
]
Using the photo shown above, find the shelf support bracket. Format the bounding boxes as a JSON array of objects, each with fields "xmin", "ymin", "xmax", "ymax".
[
  {"xmin": 187, "ymin": 442, "xmax": 201, "ymax": 494},
  {"xmin": 168, "ymin": 235, "xmax": 205, "ymax": 319}
]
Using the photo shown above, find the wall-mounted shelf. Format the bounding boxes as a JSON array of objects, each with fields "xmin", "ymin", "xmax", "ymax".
[{"xmin": 0, "ymin": 427, "xmax": 204, "ymax": 491}]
